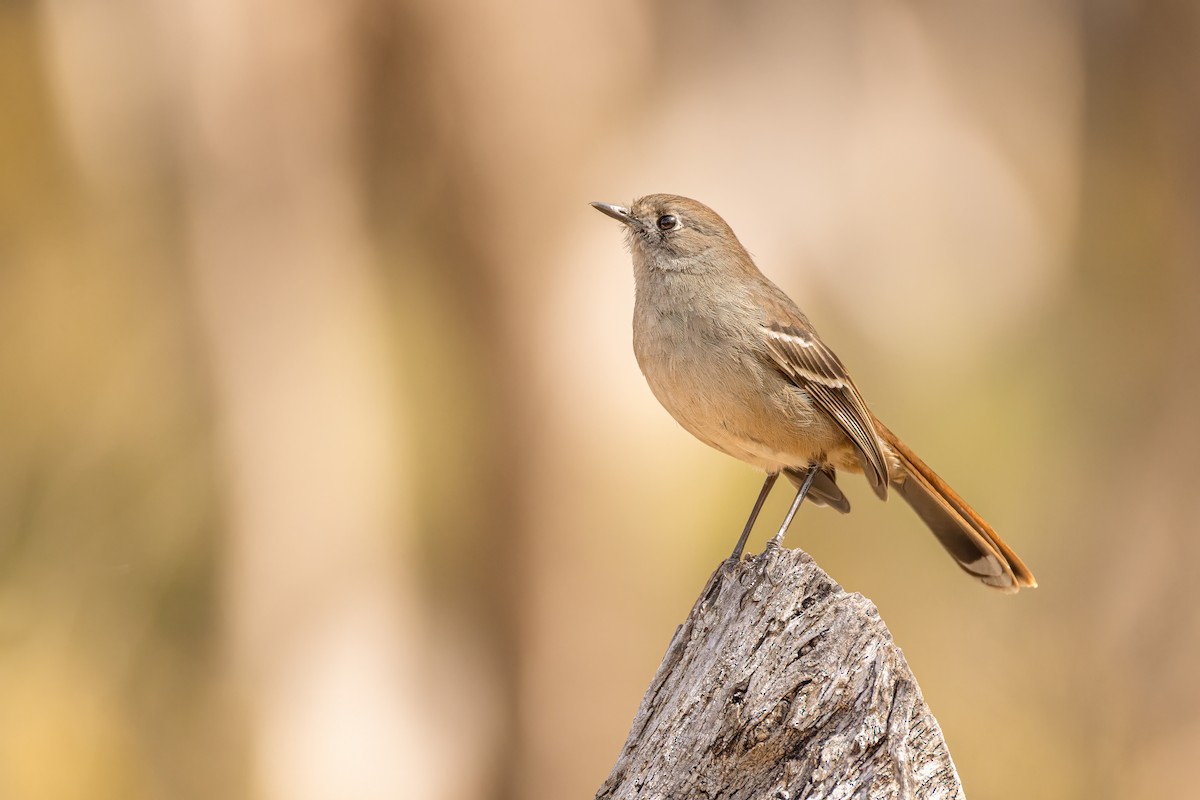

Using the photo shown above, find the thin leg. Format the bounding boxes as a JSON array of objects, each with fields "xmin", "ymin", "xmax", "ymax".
[
  {"xmin": 768, "ymin": 465, "xmax": 818, "ymax": 549},
  {"xmin": 728, "ymin": 472, "xmax": 779, "ymax": 561}
]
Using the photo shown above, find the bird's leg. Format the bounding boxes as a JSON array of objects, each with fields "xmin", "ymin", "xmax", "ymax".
[
  {"xmin": 728, "ymin": 472, "xmax": 779, "ymax": 561},
  {"xmin": 767, "ymin": 465, "xmax": 818, "ymax": 549}
]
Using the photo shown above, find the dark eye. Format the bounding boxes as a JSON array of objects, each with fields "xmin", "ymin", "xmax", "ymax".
[{"xmin": 656, "ymin": 214, "xmax": 678, "ymax": 230}]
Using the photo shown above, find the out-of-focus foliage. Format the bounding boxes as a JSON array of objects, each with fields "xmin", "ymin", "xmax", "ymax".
[{"xmin": 1, "ymin": 2, "xmax": 1198, "ymax": 799}]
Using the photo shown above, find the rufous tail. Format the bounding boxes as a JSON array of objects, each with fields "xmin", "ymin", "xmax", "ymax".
[{"xmin": 874, "ymin": 420, "xmax": 1037, "ymax": 593}]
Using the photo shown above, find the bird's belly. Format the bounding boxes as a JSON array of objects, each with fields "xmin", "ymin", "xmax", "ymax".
[{"xmin": 636, "ymin": 339, "xmax": 843, "ymax": 472}]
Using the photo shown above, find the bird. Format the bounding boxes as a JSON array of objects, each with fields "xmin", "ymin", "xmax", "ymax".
[{"xmin": 591, "ymin": 193, "xmax": 1036, "ymax": 592}]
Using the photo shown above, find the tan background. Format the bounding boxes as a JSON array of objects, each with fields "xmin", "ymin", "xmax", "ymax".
[{"xmin": 2, "ymin": 2, "xmax": 1198, "ymax": 799}]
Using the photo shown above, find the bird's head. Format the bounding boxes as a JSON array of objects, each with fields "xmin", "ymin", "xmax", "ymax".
[{"xmin": 591, "ymin": 194, "xmax": 748, "ymax": 274}]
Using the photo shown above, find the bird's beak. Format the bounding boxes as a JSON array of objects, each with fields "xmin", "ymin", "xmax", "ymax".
[{"xmin": 590, "ymin": 201, "xmax": 636, "ymax": 226}]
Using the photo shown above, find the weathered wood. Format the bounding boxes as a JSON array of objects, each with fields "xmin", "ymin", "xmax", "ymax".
[{"xmin": 597, "ymin": 546, "xmax": 965, "ymax": 800}]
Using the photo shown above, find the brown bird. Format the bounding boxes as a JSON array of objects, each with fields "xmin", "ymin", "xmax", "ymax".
[{"xmin": 592, "ymin": 194, "xmax": 1035, "ymax": 592}]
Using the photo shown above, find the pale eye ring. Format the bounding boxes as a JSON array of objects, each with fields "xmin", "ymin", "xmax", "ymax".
[{"xmin": 656, "ymin": 214, "xmax": 678, "ymax": 230}]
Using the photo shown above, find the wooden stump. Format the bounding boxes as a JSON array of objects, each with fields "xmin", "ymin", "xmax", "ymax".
[{"xmin": 597, "ymin": 547, "xmax": 965, "ymax": 800}]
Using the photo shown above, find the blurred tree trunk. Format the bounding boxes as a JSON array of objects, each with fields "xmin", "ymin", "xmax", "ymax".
[
  {"xmin": 174, "ymin": 2, "xmax": 488, "ymax": 798},
  {"xmin": 1069, "ymin": 1, "xmax": 1200, "ymax": 796}
]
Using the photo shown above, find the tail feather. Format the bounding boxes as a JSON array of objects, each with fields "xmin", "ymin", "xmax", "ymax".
[{"xmin": 874, "ymin": 420, "xmax": 1037, "ymax": 593}]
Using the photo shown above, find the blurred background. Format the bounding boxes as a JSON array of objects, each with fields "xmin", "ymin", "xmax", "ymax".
[{"xmin": 2, "ymin": 1, "xmax": 1198, "ymax": 798}]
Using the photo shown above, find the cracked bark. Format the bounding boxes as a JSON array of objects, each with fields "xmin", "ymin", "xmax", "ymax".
[{"xmin": 597, "ymin": 547, "xmax": 965, "ymax": 800}]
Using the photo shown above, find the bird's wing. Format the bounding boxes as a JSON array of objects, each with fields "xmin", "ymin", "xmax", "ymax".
[{"xmin": 762, "ymin": 322, "xmax": 891, "ymax": 498}]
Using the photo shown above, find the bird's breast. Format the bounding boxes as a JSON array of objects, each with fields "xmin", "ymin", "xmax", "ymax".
[{"xmin": 631, "ymin": 298, "xmax": 835, "ymax": 471}]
